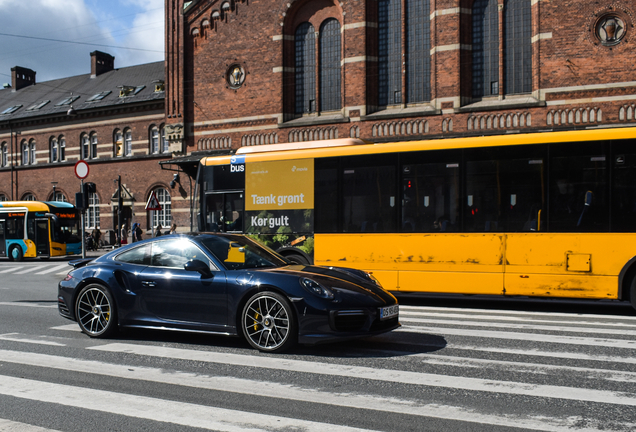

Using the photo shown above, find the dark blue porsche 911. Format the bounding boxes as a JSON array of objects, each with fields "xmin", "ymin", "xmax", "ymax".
[{"xmin": 58, "ymin": 233, "xmax": 400, "ymax": 352}]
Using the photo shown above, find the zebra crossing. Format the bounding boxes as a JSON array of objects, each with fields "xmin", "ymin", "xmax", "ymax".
[
  {"xmin": 0, "ymin": 262, "xmax": 70, "ymax": 276},
  {"xmin": 1, "ymin": 302, "xmax": 635, "ymax": 431}
]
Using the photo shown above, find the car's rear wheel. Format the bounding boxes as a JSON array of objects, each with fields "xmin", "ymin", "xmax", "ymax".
[
  {"xmin": 76, "ymin": 284, "xmax": 117, "ymax": 338},
  {"xmin": 242, "ymin": 291, "xmax": 296, "ymax": 352}
]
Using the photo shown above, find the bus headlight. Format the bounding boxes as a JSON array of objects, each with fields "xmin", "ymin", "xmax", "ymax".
[{"xmin": 300, "ymin": 278, "xmax": 334, "ymax": 299}]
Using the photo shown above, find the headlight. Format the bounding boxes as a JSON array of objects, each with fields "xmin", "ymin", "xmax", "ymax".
[{"xmin": 300, "ymin": 278, "xmax": 334, "ymax": 299}]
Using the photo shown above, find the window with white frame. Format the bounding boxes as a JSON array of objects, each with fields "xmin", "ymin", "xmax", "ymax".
[
  {"xmin": 0, "ymin": 194, "xmax": 7, "ymax": 201},
  {"xmin": 150, "ymin": 188, "xmax": 171, "ymax": 228},
  {"xmin": 150, "ymin": 125, "xmax": 159, "ymax": 153},
  {"xmin": 81, "ymin": 134, "xmax": 89, "ymax": 160},
  {"xmin": 50, "ymin": 137, "xmax": 58, "ymax": 163},
  {"xmin": 124, "ymin": 129, "xmax": 132, "ymax": 156},
  {"xmin": 85, "ymin": 192, "xmax": 100, "ymax": 229},
  {"xmin": 90, "ymin": 133, "xmax": 98, "ymax": 159},
  {"xmin": 22, "ymin": 193, "xmax": 35, "ymax": 201},
  {"xmin": 161, "ymin": 126, "xmax": 169, "ymax": 153},
  {"xmin": 1, "ymin": 142, "xmax": 7, "ymax": 167},
  {"xmin": 21, "ymin": 140, "xmax": 28, "ymax": 165},
  {"xmin": 59, "ymin": 136, "xmax": 66, "ymax": 161},
  {"xmin": 29, "ymin": 140, "xmax": 36, "ymax": 165},
  {"xmin": 114, "ymin": 129, "xmax": 123, "ymax": 156},
  {"xmin": 51, "ymin": 192, "xmax": 67, "ymax": 202}
]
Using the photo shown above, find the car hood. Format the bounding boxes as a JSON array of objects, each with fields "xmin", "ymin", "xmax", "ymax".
[{"xmin": 257, "ymin": 265, "xmax": 397, "ymax": 304}]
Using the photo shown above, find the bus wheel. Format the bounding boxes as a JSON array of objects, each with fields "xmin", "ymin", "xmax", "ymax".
[
  {"xmin": 76, "ymin": 284, "xmax": 118, "ymax": 338},
  {"xmin": 286, "ymin": 253, "xmax": 309, "ymax": 265},
  {"xmin": 8, "ymin": 245, "xmax": 23, "ymax": 262}
]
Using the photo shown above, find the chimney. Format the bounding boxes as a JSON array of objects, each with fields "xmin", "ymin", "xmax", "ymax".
[
  {"xmin": 90, "ymin": 51, "xmax": 115, "ymax": 78},
  {"xmin": 11, "ymin": 66, "xmax": 36, "ymax": 91}
]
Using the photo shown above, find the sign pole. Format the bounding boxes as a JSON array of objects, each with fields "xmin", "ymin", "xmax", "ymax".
[
  {"xmin": 74, "ymin": 160, "xmax": 90, "ymax": 259},
  {"xmin": 80, "ymin": 179, "xmax": 85, "ymax": 259}
]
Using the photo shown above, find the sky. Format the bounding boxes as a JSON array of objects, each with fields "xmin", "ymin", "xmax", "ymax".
[{"xmin": 0, "ymin": 0, "xmax": 164, "ymax": 84}]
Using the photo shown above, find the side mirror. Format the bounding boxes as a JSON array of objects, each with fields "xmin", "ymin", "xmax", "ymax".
[
  {"xmin": 184, "ymin": 259, "xmax": 213, "ymax": 278},
  {"xmin": 584, "ymin": 190, "xmax": 593, "ymax": 206}
]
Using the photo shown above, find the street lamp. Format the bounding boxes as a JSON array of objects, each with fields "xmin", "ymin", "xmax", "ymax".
[{"xmin": 51, "ymin": 181, "xmax": 58, "ymax": 200}]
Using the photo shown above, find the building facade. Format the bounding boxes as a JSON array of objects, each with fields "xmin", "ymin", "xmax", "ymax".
[
  {"xmin": 165, "ymin": 0, "xmax": 636, "ymax": 153},
  {"xmin": 0, "ymin": 52, "xmax": 187, "ymax": 243}
]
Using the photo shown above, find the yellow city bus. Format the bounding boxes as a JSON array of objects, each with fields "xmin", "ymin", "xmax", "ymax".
[
  {"xmin": 0, "ymin": 201, "xmax": 82, "ymax": 261},
  {"xmin": 194, "ymin": 127, "xmax": 636, "ymax": 309}
]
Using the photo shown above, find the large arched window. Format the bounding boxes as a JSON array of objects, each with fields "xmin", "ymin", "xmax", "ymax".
[
  {"xmin": 161, "ymin": 125, "xmax": 169, "ymax": 153},
  {"xmin": 377, "ymin": 0, "xmax": 430, "ymax": 106},
  {"xmin": 150, "ymin": 125, "xmax": 160, "ymax": 154},
  {"xmin": 0, "ymin": 194, "xmax": 7, "ymax": 201},
  {"xmin": 150, "ymin": 188, "xmax": 172, "ymax": 228},
  {"xmin": 90, "ymin": 132, "xmax": 98, "ymax": 159},
  {"xmin": 472, "ymin": 0, "xmax": 531, "ymax": 98},
  {"xmin": 295, "ymin": 22, "xmax": 316, "ymax": 114},
  {"xmin": 51, "ymin": 192, "xmax": 67, "ymax": 202},
  {"xmin": 21, "ymin": 140, "xmax": 28, "ymax": 166},
  {"xmin": 22, "ymin": 193, "xmax": 35, "ymax": 201},
  {"xmin": 504, "ymin": 0, "xmax": 532, "ymax": 94},
  {"xmin": 114, "ymin": 129, "xmax": 123, "ymax": 156},
  {"xmin": 319, "ymin": 19, "xmax": 341, "ymax": 112}
]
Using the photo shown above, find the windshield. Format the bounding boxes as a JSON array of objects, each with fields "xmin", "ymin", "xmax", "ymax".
[
  {"xmin": 200, "ymin": 235, "xmax": 289, "ymax": 270},
  {"xmin": 52, "ymin": 215, "xmax": 81, "ymax": 244}
]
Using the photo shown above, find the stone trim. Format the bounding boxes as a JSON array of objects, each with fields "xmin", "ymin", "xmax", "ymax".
[
  {"xmin": 431, "ymin": 44, "xmax": 472, "ymax": 55},
  {"xmin": 531, "ymin": 32, "xmax": 553, "ymax": 43}
]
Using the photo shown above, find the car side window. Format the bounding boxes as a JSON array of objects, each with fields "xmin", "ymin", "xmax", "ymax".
[
  {"xmin": 149, "ymin": 239, "xmax": 212, "ymax": 269},
  {"xmin": 115, "ymin": 244, "xmax": 151, "ymax": 265}
]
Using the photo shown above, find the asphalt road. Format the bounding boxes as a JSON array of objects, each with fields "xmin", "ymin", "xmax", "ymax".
[{"xmin": 0, "ymin": 257, "xmax": 635, "ymax": 431}]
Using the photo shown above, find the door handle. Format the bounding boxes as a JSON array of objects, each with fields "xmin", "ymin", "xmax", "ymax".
[{"xmin": 141, "ymin": 281, "xmax": 156, "ymax": 287}]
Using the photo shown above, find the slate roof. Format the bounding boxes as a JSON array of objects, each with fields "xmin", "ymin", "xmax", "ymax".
[{"xmin": 0, "ymin": 61, "xmax": 164, "ymax": 122}]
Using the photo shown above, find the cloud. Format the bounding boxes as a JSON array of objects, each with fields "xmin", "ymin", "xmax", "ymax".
[{"xmin": 0, "ymin": 0, "xmax": 164, "ymax": 82}]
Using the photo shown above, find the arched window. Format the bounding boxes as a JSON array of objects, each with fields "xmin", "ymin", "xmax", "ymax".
[
  {"xmin": 150, "ymin": 188, "xmax": 172, "ymax": 229},
  {"xmin": 1, "ymin": 142, "xmax": 7, "ymax": 167},
  {"xmin": 21, "ymin": 140, "xmax": 28, "ymax": 165},
  {"xmin": 161, "ymin": 125, "xmax": 169, "ymax": 153},
  {"xmin": 22, "ymin": 193, "xmax": 35, "ymax": 201},
  {"xmin": 90, "ymin": 132, "xmax": 98, "ymax": 159},
  {"xmin": 295, "ymin": 22, "xmax": 316, "ymax": 114},
  {"xmin": 0, "ymin": 194, "xmax": 7, "ymax": 201},
  {"xmin": 504, "ymin": 0, "xmax": 532, "ymax": 94},
  {"xmin": 472, "ymin": 0, "xmax": 499, "ymax": 98},
  {"xmin": 81, "ymin": 133, "xmax": 90, "ymax": 160},
  {"xmin": 50, "ymin": 137, "xmax": 58, "ymax": 163},
  {"xmin": 124, "ymin": 129, "xmax": 132, "ymax": 156},
  {"xmin": 472, "ymin": 0, "xmax": 531, "ymax": 98},
  {"xmin": 29, "ymin": 139, "xmax": 36, "ymax": 165},
  {"xmin": 319, "ymin": 19, "xmax": 341, "ymax": 112},
  {"xmin": 114, "ymin": 129, "xmax": 123, "ymax": 156},
  {"xmin": 59, "ymin": 136, "xmax": 66, "ymax": 161},
  {"xmin": 150, "ymin": 125, "xmax": 159, "ymax": 153},
  {"xmin": 51, "ymin": 192, "xmax": 67, "ymax": 202},
  {"xmin": 85, "ymin": 192, "xmax": 100, "ymax": 229},
  {"xmin": 376, "ymin": 0, "xmax": 430, "ymax": 106}
]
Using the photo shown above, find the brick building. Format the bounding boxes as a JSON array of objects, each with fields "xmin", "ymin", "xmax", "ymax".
[
  {"xmin": 0, "ymin": 51, "xmax": 187, "ymax": 243},
  {"xmin": 165, "ymin": 0, "xmax": 636, "ymax": 155}
]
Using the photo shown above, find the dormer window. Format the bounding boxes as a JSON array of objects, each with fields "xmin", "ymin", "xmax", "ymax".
[
  {"xmin": 56, "ymin": 95, "xmax": 79, "ymax": 106},
  {"xmin": 86, "ymin": 91, "xmax": 111, "ymax": 102},
  {"xmin": 26, "ymin": 100, "xmax": 50, "ymax": 111},
  {"xmin": 153, "ymin": 80, "xmax": 165, "ymax": 92},
  {"xmin": 1, "ymin": 105, "xmax": 22, "ymax": 115},
  {"xmin": 119, "ymin": 85, "xmax": 145, "ymax": 97}
]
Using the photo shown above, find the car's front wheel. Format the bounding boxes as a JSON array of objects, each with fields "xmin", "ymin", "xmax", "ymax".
[
  {"xmin": 242, "ymin": 291, "xmax": 296, "ymax": 352},
  {"xmin": 76, "ymin": 284, "xmax": 117, "ymax": 338}
]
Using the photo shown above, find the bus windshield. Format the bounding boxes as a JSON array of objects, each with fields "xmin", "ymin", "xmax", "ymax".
[{"xmin": 52, "ymin": 215, "xmax": 81, "ymax": 244}]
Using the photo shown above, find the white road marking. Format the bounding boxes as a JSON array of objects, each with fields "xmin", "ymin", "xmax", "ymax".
[
  {"xmin": 401, "ymin": 317, "xmax": 636, "ymax": 336},
  {"xmin": 0, "ymin": 419, "xmax": 62, "ymax": 432},
  {"xmin": 0, "ymin": 349, "xmax": 626, "ymax": 432},
  {"xmin": 0, "ymin": 333, "xmax": 65, "ymax": 346},
  {"xmin": 89, "ymin": 343, "xmax": 636, "ymax": 406},
  {"xmin": 34, "ymin": 264, "xmax": 70, "ymax": 275},
  {"xmin": 0, "ymin": 302, "xmax": 56, "ymax": 309},
  {"xmin": 50, "ymin": 324, "xmax": 79, "ymax": 332},
  {"xmin": 400, "ymin": 310, "xmax": 636, "ymax": 328},
  {"xmin": 399, "ymin": 326, "xmax": 636, "ymax": 349},
  {"xmin": 0, "ymin": 374, "xmax": 380, "ymax": 432},
  {"xmin": 11, "ymin": 265, "xmax": 50, "ymax": 275},
  {"xmin": 0, "ymin": 266, "xmax": 23, "ymax": 274}
]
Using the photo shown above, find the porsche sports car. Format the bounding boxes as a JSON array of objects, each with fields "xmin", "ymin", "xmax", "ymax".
[{"xmin": 58, "ymin": 233, "xmax": 400, "ymax": 352}]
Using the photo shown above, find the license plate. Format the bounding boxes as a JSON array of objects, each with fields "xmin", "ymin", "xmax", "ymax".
[{"xmin": 379, "ymin": 304, "xmax": 399, "ymax": 320}]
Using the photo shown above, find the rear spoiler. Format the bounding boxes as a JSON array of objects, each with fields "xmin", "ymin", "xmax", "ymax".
[{"xmin": 68, "ymin": 258, "xmax": 94, "ymax": 269}]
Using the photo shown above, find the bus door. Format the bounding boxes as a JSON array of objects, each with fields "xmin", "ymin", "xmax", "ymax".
[
  {"xmin": 204, "ymin": 192, "xmax": 244, "ymax": 232},
  {"xmin": 0, "ymin": 221, "xmax": 4, "ymax": 256},
  {"xmin": 35, "ymin": 218, "xmax": 50, "ymax": 256}
]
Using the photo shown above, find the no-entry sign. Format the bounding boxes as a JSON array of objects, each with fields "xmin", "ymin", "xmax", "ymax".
[{"xmin": 74, "ymin": 160, "xmax": 90, "ymax": 179}]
